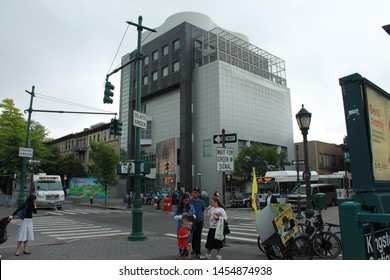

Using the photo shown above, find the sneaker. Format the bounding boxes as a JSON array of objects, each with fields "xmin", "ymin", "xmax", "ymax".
[
  {"xmin": 196, "ymin": 254, "xmax": 201, "ymax": 259},
  {"xmin": 200, "ymin": 254, "xmax": 211, "ymax": 260},
  {"xmin": 216, "ymin": 255, "xmax": 222, "ymax": 260}
]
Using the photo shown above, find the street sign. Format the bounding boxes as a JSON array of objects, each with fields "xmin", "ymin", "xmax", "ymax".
[
  {"xmin": 292, "ymin": 160, "xmax": 305, "ymax": 165},
  {"xmin": 19, "ymin": 147, "xmax": 33, "ymax": 158},
  {"xmin": 133, "ymin": 110, "xmax": 148, "ymax": 129},
  {"xmin": 213, "ymin": 133, "xmax": 237, "ymax": 144},
  {"xmin": 117, "ymin": 161, "xmax": 151, "ymax": 175},
  {"xmin": 216, "ymin": 147, "xmax": 234, "ymax": 171},
  {"xmin": 28, "ymin": 159, "xmax": 41, "ymax": 165}
]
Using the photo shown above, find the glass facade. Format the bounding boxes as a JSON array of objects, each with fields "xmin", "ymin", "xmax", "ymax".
[{"xmin": 195, "ymin": 28, "xmax": 286, "ymax": 86}]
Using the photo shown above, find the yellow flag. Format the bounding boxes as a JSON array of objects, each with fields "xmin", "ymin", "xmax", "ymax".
[{"xmin": 251, "ymin": 168, "xmax": 260, "ymax": 216}]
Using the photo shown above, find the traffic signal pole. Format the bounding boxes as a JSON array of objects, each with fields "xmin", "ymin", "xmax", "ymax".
[{"xmin": 127, "ymin": 16, "xmax": 156, "ymax": 241}]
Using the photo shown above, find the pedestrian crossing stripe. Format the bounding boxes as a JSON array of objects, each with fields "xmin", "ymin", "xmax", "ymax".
[
  {"xmin": 164, "ymin": 223, "xmax": 259, "ymax": 244},
  {"xmin": 15, "ymin": 216, "xmax": 129, "ymax": 241},
  {"xmin": 44, "ymin": 208, "xmax": 128, "ymax": 216}
]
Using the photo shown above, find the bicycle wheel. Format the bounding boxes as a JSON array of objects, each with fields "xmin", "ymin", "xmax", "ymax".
[
  {"xmin": 312, "ymin": 232, "xmax": 342, "ymax": 259},
  {"xmin": 257, "ymin": 236, "xmax": 266, "ymax": 254},
  {"xmin": 264, "ymin": 244, "xmax": 285, "ymax": 260},
  {"xmin": 289, "ymin": 235, "xmax": 313, "ymax": 260}
]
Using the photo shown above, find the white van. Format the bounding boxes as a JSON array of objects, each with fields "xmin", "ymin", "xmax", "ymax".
[{"xmin": 33, "ymin": 174, "xmax": 65, "ymax": 209}]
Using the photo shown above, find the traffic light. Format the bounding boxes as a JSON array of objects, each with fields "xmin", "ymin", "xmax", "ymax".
[
  {"xmin": 109, "ymin": 118, "xmax": 117, "ymax": 135},
  {"xmin": 103, "ymin": 81, "xmax": 115, "ymax": 104},
  {"xmin": 116, "ymin": 119, "xmax": 122, "ymax": 136},
  {"xmin": 164, "ymin": 162, "xmax": 169, "ymax": 175},
  {"xmin": 110, "ymin": 118, "xmax": 123, "ymax": 136}
]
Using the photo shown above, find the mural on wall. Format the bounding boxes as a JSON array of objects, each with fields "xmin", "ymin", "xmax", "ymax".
[{"xmin": 68, "ymin": 178, "xmax": 110, "ymax": 198}]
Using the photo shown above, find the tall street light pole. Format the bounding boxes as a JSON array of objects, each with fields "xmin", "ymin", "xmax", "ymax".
[
  {"xmin": 126, "ymin": 16, "xmax": 156, "ymax": 241},
  {"xmin": 295, "ymin": 104, "xmax": 313, "ymax": 218},
  {"xmin": 18, "ymin": 86, "xmax": 35, "ymax": 207}
]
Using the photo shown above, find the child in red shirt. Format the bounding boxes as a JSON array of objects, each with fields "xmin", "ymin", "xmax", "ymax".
[{"xmin": 177, "ymin": 220, "xmax": 189, "ymax": 259}]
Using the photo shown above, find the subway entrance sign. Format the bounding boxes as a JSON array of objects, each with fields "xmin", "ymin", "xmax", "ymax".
[{"xmin": 216, "ymin": 147, "xmax": 234, "ymax": 171}]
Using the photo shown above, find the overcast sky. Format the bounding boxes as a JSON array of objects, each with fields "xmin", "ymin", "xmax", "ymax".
[{"xmin": 1, "ymin": 0, "xmax": 390, "ymax": 145}]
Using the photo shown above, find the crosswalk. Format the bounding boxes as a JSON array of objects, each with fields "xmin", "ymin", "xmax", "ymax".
[
  {"xmin": 43, "ymin": 208, "xmax": 128, "ymax": 216},
  {"xmin": 164, "ymin": 209, "xmax": 259, "ymax": 245},
  {"xmin": 15, "ymin": 216, "xmax": 130, "ymax": 241}
]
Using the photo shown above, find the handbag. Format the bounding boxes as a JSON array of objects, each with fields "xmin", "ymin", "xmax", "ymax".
[
  {"xmin": 224, "ymin": 221, "xmax": 230, "ymax": 235},
  {"xmin": 17, "ymin": 207, "xmax": 27, "ymax": 220},
  {"xmin": 186, "ymin": 216, "xmax": 197, "ymax": 231},
  {"xmin": 214, "ymin": 218, "xmax": 225, "ymax": 241}
]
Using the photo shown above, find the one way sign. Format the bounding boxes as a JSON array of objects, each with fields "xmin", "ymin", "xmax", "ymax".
[{"xmin": 213, "ymin": 133, "xmax": 237, "ymax": 144}]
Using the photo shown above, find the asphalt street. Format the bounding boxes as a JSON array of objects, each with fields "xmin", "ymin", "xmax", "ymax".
[{"xmin": 0, "ymin": 198, "xmax": 340, "ymax": 260}]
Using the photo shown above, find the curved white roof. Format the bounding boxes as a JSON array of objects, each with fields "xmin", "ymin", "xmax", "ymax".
[{"xmin": 142, "ymin": 11, "xmax": 249, "ymax": 44}]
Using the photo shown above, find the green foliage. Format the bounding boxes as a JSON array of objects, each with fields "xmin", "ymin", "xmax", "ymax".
[
  {"xmin": 88, "ymin": 141, "xmax": 119, "ymax": 196},
  {"xmin": 0, "ymin": 98, "xmax": 87, "ymax": 186},
  {"xmin": 0, "ymin": 99, "xmax": 26, "ymax": 174},
  {"xmin": 233, "ymin": 143, "xmax": 288, "ymax": 179}
]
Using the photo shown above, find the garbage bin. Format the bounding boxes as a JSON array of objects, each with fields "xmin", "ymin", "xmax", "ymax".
[
  {"xmin": 164, "ymin": 197, "xmax": 173, "ymax": 212},
  {"xmin": 314, "ymin": 193, "xmax": 326, "ymax": 210}
]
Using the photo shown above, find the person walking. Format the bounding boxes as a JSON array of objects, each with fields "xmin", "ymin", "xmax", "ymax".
[
  {"xmin": 173, "ymin": 194, "xmax": 196, "ymax": 259},
  {"xmin": 201, "ymin": 196, "xmax": 228, "ymax": 260},
  {"xmin": 9, "ymin": 194, "xmax": 37, "ymax": 256},
  {"xmin": 190, "ymin": 187, "xmax": 206, "ymax": 259}
]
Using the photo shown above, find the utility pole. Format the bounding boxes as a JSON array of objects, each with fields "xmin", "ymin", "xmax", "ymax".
[
  {"xmin": 221, "ymin": 128, "xmax": 226, "ymax": 205},
  {"xmin": 18, "ymin": 86, "xmax": 35, "ymax": 207},
  {"xmin": 126, "ymin": 16, "xmax": 156, "ymax": 241}
]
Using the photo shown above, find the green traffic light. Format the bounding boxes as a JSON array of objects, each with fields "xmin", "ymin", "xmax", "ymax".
[{"xmin": 103, "ymin": 81, "xmax": 115, "ymax": 104}]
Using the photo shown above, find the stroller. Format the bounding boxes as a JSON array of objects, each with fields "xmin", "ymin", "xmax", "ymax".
[{"xmin": 0, "ymin": 217, "xmax": 11, "ymax": 244}]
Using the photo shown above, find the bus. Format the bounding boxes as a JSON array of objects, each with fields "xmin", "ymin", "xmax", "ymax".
[
  {"xmin": 33, "ymin": 173, "xmax": 65, "ymax": 209},
  {"xmin": 318, "ymin": 171, "xmax": 353, "ymax": 199},
  {"xmin": 257, "ymin": 170, "xmax": 319, "ymax": 206}
]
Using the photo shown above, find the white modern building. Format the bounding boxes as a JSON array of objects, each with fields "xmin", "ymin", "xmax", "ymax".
[{"xmin": 119, "ymin": 12, "xmax": 294, "ymax": 198}]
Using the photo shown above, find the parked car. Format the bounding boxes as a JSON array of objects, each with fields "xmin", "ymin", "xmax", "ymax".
[
  {"xmin": 230, "ymin": 193, "xmax": 252, "ymax": 208},
  {"xmin": 286, "ymin": 183, "xmax": 338, "ymax": 210}
]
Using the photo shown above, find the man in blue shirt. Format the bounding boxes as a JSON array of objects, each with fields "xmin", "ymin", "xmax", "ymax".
[{"xmin": 190, "ymin": 188, "xmax": 205, "ymax": 259}]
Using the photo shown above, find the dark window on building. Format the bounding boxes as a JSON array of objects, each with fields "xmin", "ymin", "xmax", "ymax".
[
  {"xmin": 162, "ymin": 45, "xmax": 169, "ymax": 56},
  {"xmin": 173, "ymin": 39, "xmax": 180, "ymax": 50},
  {"xmin": 143, "ymin": 75, "xmax": 148, "ymax": 86},
  {"xmin": 162, "ymin": 66, "xmax": 168, "ymax": 77},
  {"xmin": 143, "ymin": 55, "xmax": 149, "ymax": 65},
  {"xmin": 152, "ymin": 71, "xmax": 158, "ymax": 81},
  {"xmin": 152, "ymin": 50, "xmax": 158, "ymax": 61},
  {"xmin": 173, "ymin": 61, "xmax": 180, "ymax": 72}
]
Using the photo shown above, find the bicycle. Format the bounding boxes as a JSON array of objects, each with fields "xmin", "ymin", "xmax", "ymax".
[
  {"xmin": 262, "ymin": 232, "xmax": 313, "ymax": 260},
  {"xmin": 298, "ymin": 209, "xmax": 342, "ymax": 259}
]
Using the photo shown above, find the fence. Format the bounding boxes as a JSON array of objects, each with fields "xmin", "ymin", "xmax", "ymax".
[{"xmin": 339, "ymin": 201, "xmax": 390, "ymax": 260}]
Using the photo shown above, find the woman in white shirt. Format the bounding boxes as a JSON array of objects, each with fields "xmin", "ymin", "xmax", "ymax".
[{"xmin": 201, "ymin": 196, "xmax": 228, "ymax": 260}]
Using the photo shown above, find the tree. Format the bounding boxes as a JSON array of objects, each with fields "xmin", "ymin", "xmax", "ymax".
[
  {"xmin": 233, "ymin": 143, "xmax": 287, "ymax": 179},
  {"xmin": 88, "ymin": 141, "xmax": 119, "ymax": 205},
  {"xmin": 0, "ymin": 98, "xmax": 54, "ymax": 194},
  {"xmin": 0, "ymin": 99, "xmax": 26, "ymax": 175}
]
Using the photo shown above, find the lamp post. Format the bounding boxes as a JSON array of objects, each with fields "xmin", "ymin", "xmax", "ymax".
[
  {"xmin": 126, "ymin": 16, "xmax": 156, "ymax": 241},
  {"xmin": 296, "ymin": 104, "xmax": 314, "ymax": 218}
]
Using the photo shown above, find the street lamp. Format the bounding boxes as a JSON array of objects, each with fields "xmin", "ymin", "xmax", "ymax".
[{"xmin": 296, "ymin": 104, "xmax": 314, "ymax": 218}]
